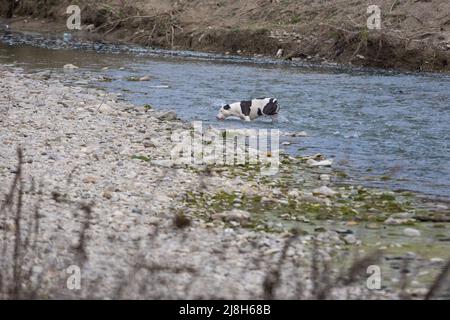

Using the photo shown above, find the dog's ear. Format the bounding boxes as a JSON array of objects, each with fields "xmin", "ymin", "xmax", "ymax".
[{"xmin": 223, "ymin": 104, "xmax": 231, "ymax": 110}]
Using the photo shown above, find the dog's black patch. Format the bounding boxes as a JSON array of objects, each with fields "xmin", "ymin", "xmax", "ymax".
[
  {"xmin": 240, "ymin": 100, "xmax": 252, "ymax": 116},
  {"xmin": 257, "ymin": 108, "xmax": 263, "ymax": 116},
  {"xmin": 262, "ymin": 98, "xmax": 279, "ymax": 115},
  {"xmin": 223, "ymin": 104, "xmax": 231, "ymax": 110}
]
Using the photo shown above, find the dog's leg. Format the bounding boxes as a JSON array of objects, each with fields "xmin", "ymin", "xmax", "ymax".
[{"xmin": 243, "ymin": 115, "xmax": 251, "ymax": 122}]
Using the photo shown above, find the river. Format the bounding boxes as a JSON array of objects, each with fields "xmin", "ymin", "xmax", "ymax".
[{"xmin": 1, "ymin": 29, "xmax": 449, "ymax": 200}]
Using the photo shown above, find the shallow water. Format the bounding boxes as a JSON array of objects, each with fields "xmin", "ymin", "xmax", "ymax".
[{"xmin": 1, "ymin": 30, "xmax": 449, "ymax": 199}]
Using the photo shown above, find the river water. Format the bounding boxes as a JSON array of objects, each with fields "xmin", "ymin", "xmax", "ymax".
[{"xmin": 1, "ymin": 30, "xmax": 449, "ymax": 200}]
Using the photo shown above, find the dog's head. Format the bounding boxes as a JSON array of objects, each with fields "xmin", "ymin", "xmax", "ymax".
[{"xmin": 216, "ymin": 104, "xmax": 231, "ymax": 120}]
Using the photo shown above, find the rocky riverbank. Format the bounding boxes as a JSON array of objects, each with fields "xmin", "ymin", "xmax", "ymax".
[{"xmin": 0, "ymin": 64, "xmax": 449, "ymax": 299}]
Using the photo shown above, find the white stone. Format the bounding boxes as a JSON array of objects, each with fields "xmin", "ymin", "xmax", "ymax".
[
  {"xmin": 403, "ymin": 228, "xmax": 421, "ymax": 237},
  {"xmin": 306, "ymin": 159, "xmax": 333, "ymax": 167},
  {"xmin": 344, "ymin": 234, "xmax": 357, "ymax": 245},
  {"xmin": 312, "ymin": 186, "xmax": 337, "ymax": 197},
  {"xmin": 384, "ymin": 217, "xmax": 411, "ymax": 225},
  {"xmin": 63, "ymin": 64, "xmax": 79, "ymax": 70},
  {"xmin": 97, "ymin": 103, "xmax": 114, "ymax": 114}
]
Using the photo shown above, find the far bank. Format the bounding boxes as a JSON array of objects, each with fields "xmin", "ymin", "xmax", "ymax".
[{"xmin": 1, "ymin": 0, "xmax": 450, "ymax": 73}]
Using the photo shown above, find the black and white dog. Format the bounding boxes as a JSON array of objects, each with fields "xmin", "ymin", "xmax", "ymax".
[{"xmin": 216, "ymin": 98, "xmax": 280, "ymax": 122}]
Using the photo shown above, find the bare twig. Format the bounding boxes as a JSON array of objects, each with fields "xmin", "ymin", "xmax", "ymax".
[{"xmin": 425, "ymin": 258, "xmax": 450, "ymax": 300}]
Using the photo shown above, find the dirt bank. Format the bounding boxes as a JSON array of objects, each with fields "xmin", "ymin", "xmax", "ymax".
[{"xmin": 2, "ymin": 0, "xmax": 450, "ymax": 72}]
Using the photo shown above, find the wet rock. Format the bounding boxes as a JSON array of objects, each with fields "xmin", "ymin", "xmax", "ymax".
[
  {"xmin": 303, "ymin": 153, "xmax": 325, "ymax": 161},
  {"xmin": 158, "ymin": 111, "xmax": 178, "ymax": 121},
  {"xmin": 392, "ymin": 212, "xmax": 415, "ymax": 219},
  {"xmin": 306, "ymin": 159, "xmax": 333, "ymax": 167},
  {"xmin": 366, "ymin": 223, "xmax": 381, "ymax": 230},
  {"xmin": 299, "ymin": 194, "xmax": 329, "ymax": 205},
  {"xmin": 334, "ymin": 228, "xmax": 353, "ymax": 235},
  {"xmin": 261, "ymin": 196, "xmax": 276, "ymax": 205},
  {"xmin": 317, "ymin": 230, "xmax": 341, "ymax": 243},
  {"xmin": 343, "ymin": 234, "xmax": 357, "ymax": 245},
  {"xmin": 283, "ymin": 131, "xmax": 307, "ymax": 137},
  {"xmin": 430, "ymin": 257, "xmax": 444, "ymax": 264},
  {"xmin": 143, "ymin": 141, "xmax": 156, "ymax": 148},
  {"xmin": 63, "ymin": 64, "xmax": 79, "ymax": 70},
  {"xmin": 435, "ymin": 204, "xmax": 448, "ymax": 210},
  {"xmin": 319, "ymin": 174, "xmax": 330, "ymax": 181},
  {"xmin": 384, "ymin": 217, "xmax": 415, "ymax": 225},
  {"xmin": 312, "ymin": 186, "xmax": 337, "ymax": 197},
  {"xmin": 403, "ymin": 228, "xmax": 421, "ymax": 237}
]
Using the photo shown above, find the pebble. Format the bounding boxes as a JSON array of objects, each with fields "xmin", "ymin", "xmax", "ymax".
[
  {"xmin": 102, "ymin": 191, "xmax": 113, "ymax": 199},
  {"xmin": 344, "ymin": 234, "xmax": 357, "ymax": 245},
  {"xmin": 284, "ymin": 131, "xmax": 307, "ymax": 137},
  {"xmin": 63, "ymin": 64, "xmax": 79, "ymax": 70},
  {"xmin": 384, "ymin": 217, "xmax": 413, "ymax": 225},
  {"xmin": 158, "ymin": 111, "xmax": 178, "ymax": 121},
  {"xmin": 312, "ymin": 186, "xmax": 337, "ymax": 197},
  {"xmin": 306, "ymin": 159, "xmax": 333, "ymax": 167},
  {"xmin": 97, "ymin": 103, "xmax": 114, "ymax": 114},
  {"xmin": 430, "ymin": 257, "xmax": 444, "ymax": 264},
  {"xmin": 403, "ymin": 228, "xmax": 421, "ymax": 237},
  {"xmin": 83, "ymin": 175, "xmax": 99, "ymax": 184},
  {"xmin": 143, "ymin": 141, "xmax": 156, "ymax": 148},
  {"xmin": 366, "ymin": 223, "xmax": 381, "ymax": 229}
]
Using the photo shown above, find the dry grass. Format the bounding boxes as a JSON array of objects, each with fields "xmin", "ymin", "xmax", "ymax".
[{"xmin": 4, "ymin": 0, "xmax": 450, "ymax": 70}]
